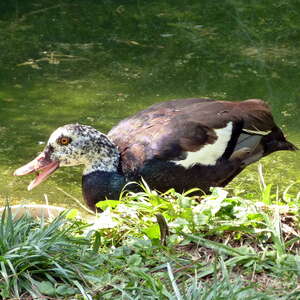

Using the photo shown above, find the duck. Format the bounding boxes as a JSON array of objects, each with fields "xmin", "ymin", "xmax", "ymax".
[{"xmin": 14, "ymin": 98, "xmax": 297, "ymax": 211}]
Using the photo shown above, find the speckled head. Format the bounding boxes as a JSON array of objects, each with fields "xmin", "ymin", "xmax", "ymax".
[
  {"xmin": 14, "ymin": 124, "xmax": 120, "ymax": 190},
  {"xmin": 47, "ymin": 124, "xmax": 119, "ymax": 171}
]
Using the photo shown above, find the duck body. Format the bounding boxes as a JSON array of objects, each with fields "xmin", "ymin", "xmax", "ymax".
[{"xmin": 15, "ymin": 98, "xmax": 297, "ymax": 211}]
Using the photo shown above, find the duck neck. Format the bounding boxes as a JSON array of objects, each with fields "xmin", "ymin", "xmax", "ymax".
[
  {"xmin": 82, "ymin": 139, "xmax": 120, "ymax": 175},
  {"xmin": 82, "ymin": 170, "xmax": 126, "ymax": 211},
  {"xmin": 81, "ymin": 137, "xmax": 125, "ymax": 211},
  {"xmin": 83, "ymin": 157, "xmax": 119, "ymax": 175}
]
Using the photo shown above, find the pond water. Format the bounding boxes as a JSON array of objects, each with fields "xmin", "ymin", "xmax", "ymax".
[{"xmin": 0, "ymin": 0, "xmax": 299, "ymax": 209}]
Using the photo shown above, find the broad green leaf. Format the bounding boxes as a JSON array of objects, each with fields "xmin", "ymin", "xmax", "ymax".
[
  {"xmin": 56, "ymin": 284, "xmax": 77, "ymax": 296},
  {"xmin": 127, "ymin": 254, "xmax": 142, "ymax": 266},
  {"xmin": 36, "ymin": 281, "xmax": 56, "ymax": 296},
  {"xmin": 143, "ymin": 224, "xmax": 161, "ymax": 239},
  {"xmin": 66, "ymin": 209, "xmax": 79, "ymax": 219},
  {"xmin": 96, "ymin": 200, "xmax": 120, "ymax": 210}
]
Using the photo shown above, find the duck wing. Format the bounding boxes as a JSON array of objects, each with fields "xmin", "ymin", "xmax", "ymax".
[{"xmin": 108, "ymin": 98, "xmax": 288, "ymax": 175}]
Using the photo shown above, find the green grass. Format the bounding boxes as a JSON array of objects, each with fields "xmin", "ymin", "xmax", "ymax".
[
  {"xmin": 0, "ymin": 208, "xmax": 100, "ymax": 299},
  {"xmin": 1, "ymin": 179, "xmax": 300, "ymax": 299}
]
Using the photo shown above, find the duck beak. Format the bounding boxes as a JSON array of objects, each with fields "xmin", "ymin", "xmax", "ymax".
[{"xmin": 14, "ymin": 150, "xmax": 59, "ymax": 191}]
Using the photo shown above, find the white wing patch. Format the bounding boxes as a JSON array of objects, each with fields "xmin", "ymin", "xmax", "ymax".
[{"xmin": 172, "ymin": 122, "xmax": 233, "ymax": 168}]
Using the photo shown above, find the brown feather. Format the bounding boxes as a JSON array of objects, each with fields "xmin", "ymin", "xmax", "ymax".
[{"xmin": 108, "ymin": 98, "xmax": 294, "ymax": 176}]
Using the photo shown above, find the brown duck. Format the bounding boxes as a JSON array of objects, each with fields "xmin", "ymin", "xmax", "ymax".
[{"xmin": 14, "ymin": 98, "xmax": 297, "ymax": 211}]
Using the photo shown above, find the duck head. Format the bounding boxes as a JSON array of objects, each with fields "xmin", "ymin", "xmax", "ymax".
[{"xmin": 14, "ymin": 124, "xmax": 119, "ymax": 190}]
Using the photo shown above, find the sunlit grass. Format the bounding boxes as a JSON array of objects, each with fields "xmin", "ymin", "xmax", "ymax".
[
  {"xmin": 0, "ymin": 208, "xmax": 98, "ymax": 299},
  {"xmin": 1, "ymin": 180, "xmax": 300, "ymax": 298}
]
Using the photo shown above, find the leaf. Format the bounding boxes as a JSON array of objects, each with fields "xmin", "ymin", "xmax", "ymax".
[
  {"xmin": 92, "ymin": 231, "xmax": 101, "ymax": 252},
  {"xmin": 143, "ymin": 224, "xmax": 161, "ymax": 239},
  {"xmin": 66, "ymin": 209, "xmax": 79, "ymax": 219},
  {"xmin": 56, "ymin": 284, "xmax": 77, "ymax": 296},
  {"xmin": 96, "ymin": 200, "xmax": 120, "ymax": 210},
  {"xmin": 0, "ymin": 286, "xmax": 9, "ymax": 299},
  {"xmin": 127, "ymin": 254, "xmax": 142, "ymax": 266},
  {"xmin": 261, "ymin": 184, "xmax": 273, "ymax": 204},
  {"xmin": 36, "ymin": 281, "xmax": 56, "ymax": 296}
]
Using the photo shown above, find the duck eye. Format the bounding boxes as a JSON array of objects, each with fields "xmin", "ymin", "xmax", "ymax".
[{"xmin": 58, "ymin": 136, "xmax": 72, "ymax": 146}]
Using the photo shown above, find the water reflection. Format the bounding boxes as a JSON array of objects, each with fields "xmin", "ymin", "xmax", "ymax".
[{"xmin": 0, "ymin": 0, "xmax": 299, "ymax": 208}]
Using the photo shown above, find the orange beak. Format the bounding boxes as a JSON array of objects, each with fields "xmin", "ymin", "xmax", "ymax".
[{"xmin": 14, "ymin": 151, "xmax": 59, "ymax": 190}]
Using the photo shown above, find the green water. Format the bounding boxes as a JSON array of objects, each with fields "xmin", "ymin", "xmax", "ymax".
[{"xmin": 0, "ymin": 0, "xmax": 299, "ymax": 209}]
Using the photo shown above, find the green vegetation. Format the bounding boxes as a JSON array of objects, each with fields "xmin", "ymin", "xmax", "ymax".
[
  {"xmin": 0, "ymin": 208, "xmax": 98, "ymax": 299},
  {"xmin": 1, "ymin": 178, "xmax": 300, "ymax": 299}
]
